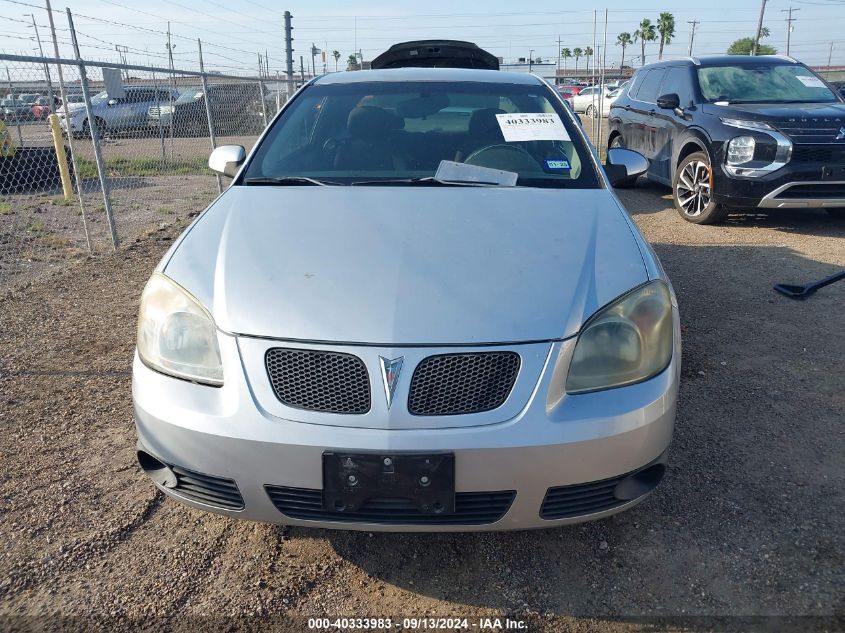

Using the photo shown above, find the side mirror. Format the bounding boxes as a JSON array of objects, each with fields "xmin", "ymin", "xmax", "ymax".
[
  {"xmin": 656, "ymin": 93, "xmax": 680, "ymax": 110},
  {"xmin": 209, "ymin": 144, "xmax": 246, "ymax": 178},
  {"xmin": 605, "ymin": 147, "xmax": 648, "ymax": 186}
]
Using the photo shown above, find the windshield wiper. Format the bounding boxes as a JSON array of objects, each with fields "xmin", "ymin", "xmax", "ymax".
[
  {"xmin": 350, "ymin": 177, "xmax": 488, "ymax": 187},
  {"xmin": 243, "ymin": 176, "xmax": 342, "ymax": 186}
]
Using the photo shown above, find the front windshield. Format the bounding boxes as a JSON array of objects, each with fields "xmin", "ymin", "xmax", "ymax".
[
  {"xmin": 90, "ymin": 91, "xmax": 109, "ymax": 105},
  {"xmin": 243, "ymin": 80, "xmax": 598, "ymax": 188},
  {"xmin": 176, "ymin": 88, "xmax": 203, "ymax": 104},
  {"xmin": 697, "ymin": 64, "xmax": 838, "ymax": 103}
]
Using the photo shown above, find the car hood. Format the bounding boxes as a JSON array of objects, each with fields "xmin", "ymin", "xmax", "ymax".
[
  {"xmin": 702, "ymin": 101, "xmax": 845, "ymax": 121},
  {"xmin": 163, "ymin": 186, "xmax": 648, "ymax": 345}
]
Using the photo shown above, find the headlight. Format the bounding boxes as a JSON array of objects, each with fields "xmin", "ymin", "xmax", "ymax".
[
  {"xmin": 566, "ymin": 281, "xmax": 673, "ymax": 394},
  {"xmin": 720, "ymin": 117, "xmax": 773, "ymax": 131},
  {"xmin": 727, "ymin": 136, "xmax": 756, "ymax": 165},
  {"xmin": 137, "ymin": 273, "xmax": 223, "ymax": 386}
]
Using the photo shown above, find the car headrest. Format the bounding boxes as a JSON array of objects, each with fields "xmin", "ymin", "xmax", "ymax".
[
  {"xmin": 468, "ymin": 107, "xmax": 506, "ymax": 141},
  {"xmin": 347, "ymin": 106, "xmax": 401, "ymax": 139}
]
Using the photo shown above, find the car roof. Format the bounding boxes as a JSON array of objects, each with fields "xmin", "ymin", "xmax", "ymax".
[
  {"xmin": 313, "ymin": 67, "xmax": 545, "ymax": 86},
  {"xmin": 635, "ymin": 54, "xmax": 799, "ymax": 71}
]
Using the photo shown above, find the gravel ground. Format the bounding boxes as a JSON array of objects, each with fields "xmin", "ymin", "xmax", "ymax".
[{"xmin": 0, "ymin": 181, "xmax": 843, "ymax": 633}]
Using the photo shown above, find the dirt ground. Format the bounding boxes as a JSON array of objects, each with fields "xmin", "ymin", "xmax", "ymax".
[{"xmin": 0, "ymin": 180, "xmax": 843, "ymax": 632}]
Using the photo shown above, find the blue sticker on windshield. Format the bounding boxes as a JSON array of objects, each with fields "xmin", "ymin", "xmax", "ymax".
[{"xmin": 544, "ymin": 159, "xmax": 570, "ymax": 171}]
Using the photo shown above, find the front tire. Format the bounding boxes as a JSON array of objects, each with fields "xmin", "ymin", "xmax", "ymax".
[
  {"xmin": 673, "ymin": 151, "xmax": 728, "ymax": 224},
  {"xmin": 585, "ymin": 104, "xmax": 598, "ymax": 119}
]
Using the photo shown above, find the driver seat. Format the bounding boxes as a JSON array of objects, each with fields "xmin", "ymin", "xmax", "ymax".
[
  {"xmin": 333, "ymin": 106, "xmax": 402, "ymax": 171},
  {"xmin": 454, "ymin": 108, "xmax": 505, "ymax": 162}
]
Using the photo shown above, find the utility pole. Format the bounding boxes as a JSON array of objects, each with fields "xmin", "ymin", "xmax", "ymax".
[
  {"xmin": 828, "ymin": 42, "xmax": 835, "ymax": 78},
  {"xmin": 311, "ymin": 43, "xmax": 319, "ymax": 78},
  {"xmin": 28, "ymin": 13, "xmax": 54, "ymax": 106},
  {"xmin": 284, "ymin": 11, "xmax": 294, "ymax": 96},
  {"xmin": 115, "ymin": 44, "xmax": 128, "ymax": 80},
  {"xmin": 300, "ymin": 55, "xmax": 305, "ymax": 83},
  {"xmin": 528, "ymin": 49, "xmax": 534, "ymax": 73},
  {"xmin": 557, "ymin": 35, "xmax": 561, "ymax": 85},
  {"xmin": 782, "ymin": 7, "xmax": 799, "ymax": 56},
  {"xmin": 687, "ymin": 20, "xmax": 699, "ymax": 56},
  {"xmin": 752, "ymin": 0, "xmax": 768, "ymax": 56},
  {"xmin": 165, "ymin": 21, "xmax": 175, "ymax": 161}
]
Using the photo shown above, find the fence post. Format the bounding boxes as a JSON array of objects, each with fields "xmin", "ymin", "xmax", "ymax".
[
  {"xmin": 257, "ymin": 54, "xmax": 268, "ymax": 126},
  {"xmin": 67, "ymin": 9, "xmax": 118, "ymax": 250},
  {"xmin": 4, "ymin": 69, "xmax": 24, "ymax": 147},
  {"xmin": 151, "ymin": 70, "xmax": 167, "ymax": 163},
  {"xmin": 45, "ymin": 0, "xmax": 91, "ymax": 253},
  {"xmin": 198, "ymin": 39, "xmax": 222, "ymax": 194}
]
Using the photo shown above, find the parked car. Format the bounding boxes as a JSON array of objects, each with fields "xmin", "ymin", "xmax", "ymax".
[
  {"xmin": 559, "ymin": 84, "xmax": 584, "ymax": 97},
  {"xmin": 58, "ymin": 85, "xmax": 178, "ymax": 138},
  {"xmin": 572, "ymin": 84, "xmax": 618, "ymax": 117},
  {"xmin": 133, "ymin": 43, "xmax": 679, "ymax": 532},
  {"xmin": 0, "ymin": 98, "xmax": 33, "ymax": 122},
  {"xmin": 31, "ymin": 95, "xmax": 62, "ymax": 120},
  {"xmin": 148, "ymin": 83, "xmax": 265, "ymax": 137},
  {"xmin": 608, "ymin": 55, "xmax": 845, "ymax": 223}
]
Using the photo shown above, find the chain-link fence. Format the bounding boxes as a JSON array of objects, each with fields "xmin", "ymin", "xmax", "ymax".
[{"xmin": 0, "ymin": 52, "xmax": 286, "ymax": 293}]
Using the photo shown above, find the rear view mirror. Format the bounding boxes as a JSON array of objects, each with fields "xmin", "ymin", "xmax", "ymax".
[
  {"xmin": 605, "ymin": 148, "xmax": 648, "ymax": 186},
  {"xmin": 209, "ymin": 145, "xmax": 246, "ymax": 178},
  {"xmin": 656, "ymin": 93, "xmax": 680, "ymax": 110}
]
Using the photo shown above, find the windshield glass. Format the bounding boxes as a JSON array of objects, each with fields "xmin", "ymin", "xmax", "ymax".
[
  {"xmin": 243, "ymin": 80, "xmax": 597, "ymax": 188},
  {"xmin": 697, "ymin": 64, "xmax": 838, "ymax": 103},
  {"xmin": 90, "ymin": 91, "xmax": 109, "ymax": 105},
  {"xmin": 176, "ymin": 88, "xmax": 203, "ymax": 104}
]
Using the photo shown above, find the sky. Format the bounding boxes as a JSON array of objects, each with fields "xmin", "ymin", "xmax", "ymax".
[{"xmin": 1, "ymin": 0, "xmax": 844, "ymax": 76}]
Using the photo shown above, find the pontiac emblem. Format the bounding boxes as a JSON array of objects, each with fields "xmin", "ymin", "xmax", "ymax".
[
  {"xmin": 378, "ymin": 356, "xmax": 404, "ymax": 409},
  {"xmin": 837, "ymin": 127, "xmax": 845, "ymax": 141}
]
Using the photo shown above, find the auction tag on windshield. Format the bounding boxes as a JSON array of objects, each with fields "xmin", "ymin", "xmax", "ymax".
[
  {"xmin": 496, "ymin": 113, "xmax": 571, "ymax": 142},
  {"xmin": 796, "ymin": 75, "xmax": 827, "ymax": 89}
]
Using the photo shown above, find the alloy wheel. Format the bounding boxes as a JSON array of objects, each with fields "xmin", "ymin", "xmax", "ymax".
[{"xmin": 676, "ymin": 160, "xmax": 711, "ymax": 217}]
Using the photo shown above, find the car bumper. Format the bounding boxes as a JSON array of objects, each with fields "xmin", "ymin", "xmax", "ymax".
[
  {"xmin": 715, "ymin": 161, "xmax": 845, "ymax": 209},
  {"xmin": 133, "ymin": 327, "xmax": 680, "ymax": 532}
]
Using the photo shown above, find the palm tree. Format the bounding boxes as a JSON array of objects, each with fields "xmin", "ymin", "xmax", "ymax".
[
  {"xmin": 561, "ymin": 47, "xmax": 572, "ymax": 76},
  {"xmin": 573, "ymin": 47, "xmax": 583, "ymax": 78},
  {"xmin": 617, "ymin": 32, "xmax": 632, "ymax": 76},
  {"xmin": 656, "ymin": 12, "xmax": 675, "ymax": 60},
  {"xmin": 332, "ymin": 50, "xmax": 341, "ymax": 71},
  {"xmin": 584, "ymin": 46, "xmax": 594, "ymax": 75},
  {"xmin": 633, "ymin": 18, "xmax": 657, "ymax": 66}
]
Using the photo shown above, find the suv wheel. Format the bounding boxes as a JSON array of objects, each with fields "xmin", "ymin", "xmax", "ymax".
[
  {"xmin": 585, "ymin": 104, "xmax": 598, "ymax": 119},
  {"xmin": 673, "ymin": 151, "xmax": 728, "ymax": 224},
  {"xmin": 82, "ymin": 117, "xmax": 105, "ymax": 140},
  {"xmin": 607, "ymin": 134, "xmax": 638, "ymax": 188}
]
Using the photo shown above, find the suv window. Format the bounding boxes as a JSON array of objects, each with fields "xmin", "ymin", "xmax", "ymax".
[
  {"xmin": 659, "ymin": 67, "xmax": 693, "ymax": 106},
  {"xmin": 632, "ymin": 69, "xmax": 667, "ymax": 103},
  {"xmin": 696, "ymin": 63, "xmax": 838, "ymax": 103}
]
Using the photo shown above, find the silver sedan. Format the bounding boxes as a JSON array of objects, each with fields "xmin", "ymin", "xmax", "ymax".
[{"xmin": 133, "ymin": 66, "xmax": 680, "ymax": 531}]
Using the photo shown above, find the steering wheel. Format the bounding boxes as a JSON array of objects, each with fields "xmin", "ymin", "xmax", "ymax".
[{"xmin": 464, "ymin": 144, "xmax": 542, "ymax": 173}]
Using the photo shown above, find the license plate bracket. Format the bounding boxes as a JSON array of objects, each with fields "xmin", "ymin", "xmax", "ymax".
[{"xmin": 322, "ymin": 452, "xmax": 455, "ymax": 515}]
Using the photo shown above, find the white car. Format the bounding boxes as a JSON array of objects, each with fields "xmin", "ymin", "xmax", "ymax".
[{"xmin": 572, "ymin": 85, "xmax": 619, "ymax": 117}]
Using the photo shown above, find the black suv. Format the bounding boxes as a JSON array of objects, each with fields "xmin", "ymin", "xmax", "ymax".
[{"xmin": 608, "ymin": 55, "xmax": 845, "ymax": 223}]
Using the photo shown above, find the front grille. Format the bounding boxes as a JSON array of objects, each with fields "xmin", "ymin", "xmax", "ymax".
[
  {"xmin": 408, "ymin": 352, "xmax": 520, "ymax": 416},
  {"xmin": 773, "ymin": 119, "xmax": 845, "ymax": 144},
  {"xmin": 775, "ymin": 183, "xmax": 845, "ymax": 199},
  {"xmin": 171, "ymin": 465, "xmax": 244, "ymax": 510},
  {"xmin": 265, "ymin": 348, "xmax": 371, "ymax": 414},
  {"xmin": 265, "ymin": 486, "xmax": 515, "ymax": 525},
  {"xmin": 791, "ymin": 145, "xmax": 845, "ymax": 164}
]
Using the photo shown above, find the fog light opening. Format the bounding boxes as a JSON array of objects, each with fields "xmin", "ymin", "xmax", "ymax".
[
  {"xmin": 137, "ymin": 450, "xmax": 178, "ymax": 488},
  {"xmin": 613, "ymin": 463, "xmax": 666, "ymax": 501}
]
